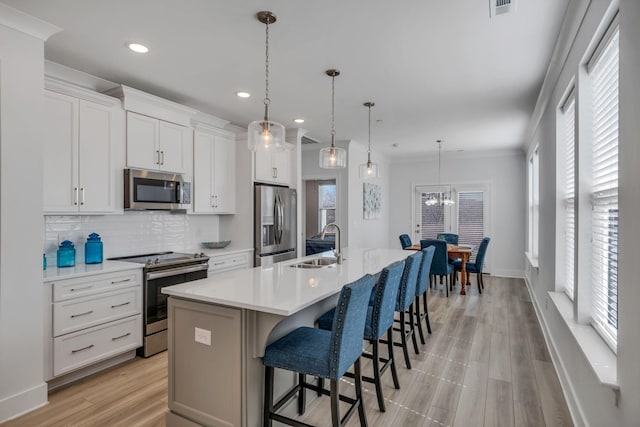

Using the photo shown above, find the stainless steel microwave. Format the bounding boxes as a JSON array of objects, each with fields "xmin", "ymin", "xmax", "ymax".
[{"xmin": 124, "ymin": 168, "xmax": 190, "ymax": 210}]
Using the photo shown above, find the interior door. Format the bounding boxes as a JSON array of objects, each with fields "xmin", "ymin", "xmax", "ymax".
[{"xmin": 413, "ymin": 185, "xmax": 454, "ymax": 243}]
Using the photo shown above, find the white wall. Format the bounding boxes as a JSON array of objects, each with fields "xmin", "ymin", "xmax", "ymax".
[
  {"xmin": 389, "ymin": 150, "xmax": 526, "ymax": 278},
  {"xmin": 0, "ymin": 7, "xmax": 60, "ymax": 422},
  {"xmin": 524, "ymin": 0, "xmax": 640, "ymax": 425}
]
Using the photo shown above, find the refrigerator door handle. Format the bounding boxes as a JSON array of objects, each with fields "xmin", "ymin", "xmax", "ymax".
[
  {"xmin": 277, "ymin": 194, "xmax": 284, "ymax": 243},
  {"xmin": 273, "ymin": 194, "xmax": 281, "ymax": 245}
]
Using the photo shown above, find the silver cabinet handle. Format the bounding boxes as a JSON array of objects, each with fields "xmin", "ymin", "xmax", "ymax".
[
  {"xmin": 214, "ymin": 195, "xmax": 218, "ymax": 208},
  {"xmin": 272, "ymin": 167, "xmax": 277, "ymax": 178},
  {"xmin": 112, "ymin": 332, "xmax": 131, "ymax": 341},
  {"xmin": 80, "ymin": 187, "xmax": 85, "ymax": 205},
  {"xmin": 70, "ymin": 285, "xmax": 92, "ymax": 292},
  {"xmin": 160, "ymin": 151, "xmax": 164, "ymax": 165},
  {"xmin": 73, "ymin": 187, "xmax": 78, "ymax": 206},
  {"xmin": 111, "ymin": 278, "xmax": 131, "ymax": 284},
  {"xmin": 156, "ymin": 150, "xmax": 160, "ymax": 164},
  {"xmin": 213, "ymin": 261, "xmax": 225, "ymax": 266},
  {"xmin": 111, "ymin": 301, "xmax": 131, "ymax": 309},
  {"xmin": 211, "ymin": 194, "xmax": 215, "ymax": 208},
  {"xmin": 71, "ymin": 344, "xmax": 94, "ymax": 354},
  {"xmin": 70, "ymin": 310, "xmax": 94, "ymax": 318}
]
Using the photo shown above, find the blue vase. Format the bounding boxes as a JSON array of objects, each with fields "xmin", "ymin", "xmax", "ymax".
[
  {"xmin": 85, "ymin": 233, "xmax": 103, "ymax": 264},
  {"xmin": 57, "ymin": 240, "xmax": 76, "ymax": 268}
]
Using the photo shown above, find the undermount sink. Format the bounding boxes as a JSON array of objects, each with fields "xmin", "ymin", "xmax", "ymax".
[{"xmin": 290, "ymin": 257, "xmax": 338, "ymax": 268}]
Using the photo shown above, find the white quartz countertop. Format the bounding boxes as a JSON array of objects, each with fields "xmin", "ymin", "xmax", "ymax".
[
  {"xmin": 161, "ymin": 247, "xmax": 410, "ymax": 316},
  {"xmin": 181, "ymin": 246, "xmax": 253, "ymax": 257},
  {"xmin": 43, "ymin": 260, "xmax": 143, "ymax": 281}
]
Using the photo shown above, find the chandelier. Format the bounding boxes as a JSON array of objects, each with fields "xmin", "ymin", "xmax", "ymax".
[
  {"xmin": 359, "ymin": 102, "xmax": 379, "ymax": 178},
  {"xmin": 425, "ymin": 139, "xmax": 455, "ymax": 206},
  {"xmin": 319, "ymin": 69, "xmax": 347, "ymax": 168}
]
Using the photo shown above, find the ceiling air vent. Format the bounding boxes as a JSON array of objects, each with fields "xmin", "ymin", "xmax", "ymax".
[
  {"xmin": 301, "ymin": 135, "xmax": 320, "ymax": 145},
  {"xmin": 490, "ymin": 0, "xmax": 516, "ymax": 17}
]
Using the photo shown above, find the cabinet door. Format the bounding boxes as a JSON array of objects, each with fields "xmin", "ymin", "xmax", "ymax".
[
  {"xmin": 158, "ymin": 121, "xmax": 185, "ymax": 173},
  {"xmin": 193, "ymin": 130, "xmax": 214, "ymax": 213},
  {"xmin": 254, "ymin": 143, "xmax": 275, "ymax": 183},
  {"xmin": 44, "ymin": 91, "xmax": 79, "ymax": 212},
  {"xmin": 126, "ymin": 112, "xmax": 158, "ymax": 170},
  {"xmin": 271, "ymin": 149, "xmax": 290, "ymax": 185},
  {"xmin": 78, "ymin": 100, "xmax": 115, "ymax": 212},
  {"xmin": 213, "ymin": 135, "xmax": 235, "ymax": 213}
]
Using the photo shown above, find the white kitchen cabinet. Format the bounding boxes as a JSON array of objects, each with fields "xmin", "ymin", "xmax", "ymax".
[
  {"xmin": 44, "ymin": 267, "xmax": 143, "ymax": 380},
  {"xmin": 126, "ymin": 111, "xmax": 189, "ymax": 173},
  {"xmin": 206, "ymin": 250, "xmax": 252, "ymax": 274},
  {"xmin": 254, "ymin": 142, "xmax": 292, "ymax": 186},
  {"xmin": 44, "ymin": 87, "xmax": 123, "ymax": 214},
  {"xmin": 193, "ymin": 127, "xmax": 236, "ymax": 214}
]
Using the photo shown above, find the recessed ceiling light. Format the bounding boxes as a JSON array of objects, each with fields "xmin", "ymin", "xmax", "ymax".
[
  {"xmin": 128, "ymin": 43, "xmax": 149, "ymax": 53},
  {"xmin": 236, "ymin": 91, "xmax": 251, "ymax": 98},
  {"xmin": 293, "ymin": 118, "xmax": 305, "ymax": 124}
]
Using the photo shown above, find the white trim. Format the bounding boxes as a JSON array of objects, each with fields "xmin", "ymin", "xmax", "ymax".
[
  {"xmin": 525, "ymin": 251, "xmax": 539, "ymax": 269},
  {"xmin": 392, "ymin": 148, "xmax": 523, "ymax": 164},
  {"xmin": 0, "ymin": 382, "xmax": 48, "ymax": 423},
  {"xmin": 44, "ymin": 77, "xmax": 122, "ymax": 107},
  {"xmin": 524, "ymin": 276, "xmax": 586, "ymax": 427},
  {"xmin": 490, "ymin": 269, "xmax": 524, "ymax": 279},
  {"xmin": 191, "ymin": 112, "xmax": 230, "ymax": 131},
  {"xmin": 0, "ymin": 3, "xmax": 61, "ymax": 41}
]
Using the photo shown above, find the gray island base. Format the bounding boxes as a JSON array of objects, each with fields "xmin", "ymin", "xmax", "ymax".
[{"xmin": 161, "ymin": 248, "xmax": 410, "ymax": 427}]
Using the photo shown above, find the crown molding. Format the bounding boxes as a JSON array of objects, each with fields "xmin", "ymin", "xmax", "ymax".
[
  {"xmin": 0, "ymin": 3, "xmax": 61, "ymax": 41},
  {"xmin": 45, "ymin": 76, "xmax": 122, "ymax": 107},
  {"xmin": 191, "ymin": 112, "xmax": 230, "ymax": 132}
]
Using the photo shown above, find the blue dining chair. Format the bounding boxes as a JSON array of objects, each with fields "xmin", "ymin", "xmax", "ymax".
[
  {"xmin": 262, "ymin": 274, "xmax": 374, "ymax": 427},
  {"xmin": 454, "ymin": 237, "xmax": 491, "ymax": 294},
  {"xmin": 436, "ymin": 233, "xmax": 459, "ymax": 245},
  {"xmin": 421, "ymin": 239, "xmax": 454, "ymax": 297},
  {"xmin": 414, "ymin": 246, "xmax": 435, "ymax": 344},
  {"xmin": 399, "ymin": 234, "xmax": 412, "ymax": 249},
  {"xmin": 317, "ymin": 260, "xmax": 405, "ymax": 412}
]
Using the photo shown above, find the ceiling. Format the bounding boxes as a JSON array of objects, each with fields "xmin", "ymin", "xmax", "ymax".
[{"xmin": 5, "ymin": 0, "xmax": 569, "ymax": 159}]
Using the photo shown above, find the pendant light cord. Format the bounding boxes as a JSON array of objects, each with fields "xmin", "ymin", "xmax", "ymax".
[
  {"xmin": 330, "ymin": 74, "xmax": 336, "ymax": 145},
  {"xmin": 263, "ymin": 18, "xmax": 270, "ymax": 121},
  {"xmin": 367, "ymin": 104, "xmax": 372, "ymax": 162}
]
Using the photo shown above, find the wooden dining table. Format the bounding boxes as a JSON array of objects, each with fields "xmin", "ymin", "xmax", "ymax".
[{"xmin": 406, "ymin": 243, "xmax": 473, "ymax": 295}]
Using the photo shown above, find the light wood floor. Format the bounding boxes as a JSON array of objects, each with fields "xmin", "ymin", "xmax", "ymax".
[{"xmin": 3, "ymin": 276, "xmax": 572, "ymax": 427}]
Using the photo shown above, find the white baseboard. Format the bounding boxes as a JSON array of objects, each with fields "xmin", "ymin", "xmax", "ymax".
[
  {"xmin": 523, "ymin": 276, "xmax": 586, "ymax": 427},
  {"xmin": 490, "ymin": 268, "xmax": 524, "ymax": 278},
  {"xmin": 0, "ymin": 382, "xmax": 48, "ymax": 423}
]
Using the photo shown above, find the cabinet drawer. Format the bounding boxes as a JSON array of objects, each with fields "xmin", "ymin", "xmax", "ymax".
[
  {"xmin": 53, "ymin": 287, "xmax": 141, "ymax": 337},
  {"xmin": 51, "ymin": 270, "xmax": 141, "ymax": 302},
  {"xmin": 208, "ymin": 253, "xmax": 249, "ymax": 274},
  {"xmin": 53, "ymin": 314, "xmax": 141, "ymax": 377}
]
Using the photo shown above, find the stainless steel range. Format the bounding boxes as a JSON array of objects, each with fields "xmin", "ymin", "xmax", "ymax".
[{"xmin": 110, "ymin": 251, "xmax": 209, "ymax": 357}]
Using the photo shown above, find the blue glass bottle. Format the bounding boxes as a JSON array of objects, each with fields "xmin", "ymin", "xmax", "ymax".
[
  {"xmin": 57, "ymin": 240, "xmax": 76, "ymax": 268},
  {"xmin": 85, "ymin": 233, "xmax": 103, "ymax": 264}
]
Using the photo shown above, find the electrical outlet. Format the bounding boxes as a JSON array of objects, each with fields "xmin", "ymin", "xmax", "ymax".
[{"xmin": 194, "ymin": 327, "xmax": 211, "ymax": 346}]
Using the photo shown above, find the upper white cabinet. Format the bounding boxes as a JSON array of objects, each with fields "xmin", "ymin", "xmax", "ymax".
[
  {"xmin": 104, "ymin": 85, "xmax": 198, "ymax": 175},
  {"xmin": 44, "ymin": 81, "xmax": 124, "ymax": 214},
  {"xmin": 193, "ymin": 125, "xmax": 236, "ymax": 214},
  {"xmin": 126, "ymin": 111, "xmax": 190, "ymax": 173},
  {"xmin": 254, "ymin": 143, "xmax": 292, "ymax": 186}
]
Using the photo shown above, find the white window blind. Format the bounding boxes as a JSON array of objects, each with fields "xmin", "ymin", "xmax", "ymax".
[
  {"xmin": 419, "ymin": 192, "xmax": 445, "ymax": 239},
  {"xmin": 562, "ymin": 94, "xmax": 576, "ymax": 300},
  {"xmin": 457, "ymin": 191, "xmax": 484, "ymax": 255},
  {"xmin": 529, "ymin": 146, "xmax": 540, "ymax": 259},
  {"xmin": 589, "ymin": 26, "xmax": 618, "ymax": 351}
]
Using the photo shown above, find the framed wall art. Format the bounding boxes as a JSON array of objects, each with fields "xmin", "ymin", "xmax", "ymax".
[{"xmin": 363, "ymin": 182, "xmax": 381, "ymax": 220}]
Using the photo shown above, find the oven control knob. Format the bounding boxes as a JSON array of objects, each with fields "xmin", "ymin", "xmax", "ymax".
[
  {"xmin": 199, "ymin": 252, "xmax": 205, "ymax": 257},
  {"xmin": 146, "ymin": 259, "xmax": 153, "ymax": 266},
  {"xmin": 194, "ymin": 253, "xmax": 200, "ymax": 258},
  {"xmin": 154, "ymin": 258, "xmax": 160, "ymax": 264}
]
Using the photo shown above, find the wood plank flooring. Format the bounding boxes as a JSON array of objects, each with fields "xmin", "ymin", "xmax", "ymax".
[{"xmin": 2, "ymin": 276, "xmax": 573, "ymax": 427}]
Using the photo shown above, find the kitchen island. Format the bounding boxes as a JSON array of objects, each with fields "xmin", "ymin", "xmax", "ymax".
[{"xmin": 161, "ymin": 247, "xmax": 410, "ymax": 427}]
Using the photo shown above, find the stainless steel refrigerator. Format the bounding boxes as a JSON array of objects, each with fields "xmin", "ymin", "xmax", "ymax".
[{"xmin": 254, "ymin": 184, "xmax": 297, "ymax": 266}]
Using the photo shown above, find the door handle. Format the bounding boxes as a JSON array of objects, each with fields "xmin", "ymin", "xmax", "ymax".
[
  {"xmin": 160, "ymin": 151, "xmax": 165, "ymax": 165},
  {"xmin": 80, "ymin": 187, "xmax": 85, "ymax": 205},
  {"xmin": 73, "ymin": 187, "xmax": 78, "ymax": 206},
  {"xmin": 156, "ymin": 150, "xmax": 160, "ymax": 165}
]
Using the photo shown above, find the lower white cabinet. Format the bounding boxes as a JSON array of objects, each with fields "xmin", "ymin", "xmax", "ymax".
[
  {"xmin": 207, "ymin": 251, "xmax": 251, "ymax": 275},
  {"xmin": 44, "ymin": 268, "xmax": 143, "ymax": 380}
]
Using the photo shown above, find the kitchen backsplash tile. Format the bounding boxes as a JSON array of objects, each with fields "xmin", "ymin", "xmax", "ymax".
[{"xmin": 44, "ymin": 212, "xmax": 220, "ymax": 260}]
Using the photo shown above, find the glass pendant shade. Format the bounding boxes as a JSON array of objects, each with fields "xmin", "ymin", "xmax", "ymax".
[
  {"xmin": 248, "ymin": 119, "xmax": 285, "ymax": 151},
  {"xmin": 319, "ymin": 144, "xmax": 347, "ymax": 168},
  {"xmin": 359, "ymin": 160, "xmax": 379, "ymax": 178}
]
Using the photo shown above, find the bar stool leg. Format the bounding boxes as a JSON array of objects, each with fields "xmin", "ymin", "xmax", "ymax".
[
  {"xmin": 399, "ymin": 311, "xmax": 412, "ymax": 369},
  {"xmin": 387, "ymin": 329, "xmax": 400, "ymax": 389},
  {"xmin": 263, "ymin": 366, "xmax": 274, "ymax": 427},
  {"xmin": 330, "ymin": 379, "xmax": 340, "ymax": 427},
  {"xmin": 298, "ymin": 373, "xmax": 306, "ymax": 415},
  {"xmin": 414, "ymin": 295, "xmax": 426, "ymax": 344},
  {"xmin": 372, "ymin": 340, "xmax": 386, "ymax": 412},
  {"xmin": 423, "ymin": 292, "xmax": 432, "ymax": 334},
  {"xmin": 408, "ymin": 304, "xmax": 420, "ymax": 355},
  {"xmin": 354, "ymin": 358, "xmax": 369, "ymax": 427}
]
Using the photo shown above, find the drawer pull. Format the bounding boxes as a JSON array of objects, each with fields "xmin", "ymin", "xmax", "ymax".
[
  {"xmin": 70, "ymin": 310, "xmax": 94, "ymax": 318},
  {"xmin": 111, "ymin": 278, "xmax": 132, "ymax": 284},
  {"xmin": 112, "ymin": 332, "xmax": 131, "ymax": 341},
  {"xmin": 213, "ymin": 262, "xmax": 225, "ymax": 266},
  {"xmin": 70, "ymin": 286, "xmax": 92, "ymax": 292},
  {"xmin": 71, "ymin": 344, "xmax": 94, "ymax": 354},
  {"xmin": 111, "ymin": 301, "xmax": 131, "ymax": 309}
]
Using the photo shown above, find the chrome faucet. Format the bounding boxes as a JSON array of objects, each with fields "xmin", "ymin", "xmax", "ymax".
[{"xmin": 321, "ymin": 222, "xmax": 343, "ymax": 264}]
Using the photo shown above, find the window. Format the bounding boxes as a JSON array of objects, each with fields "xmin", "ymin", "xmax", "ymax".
[
  {"xmin": 560, "ymin": 90, "xmax": 576, "ymax": 300},
  {"xmin": 528, "ymin": 145, "xmax": 539, "ymax": 261},
  {"xmin": 414, "ymin": 186, "xmax": 452, "ymax": 240},
  {"xmin": 457, "ymin": 191, "xmax": 485, "ymax": 256},
  {"xmin": 588, "ymin": 24, "xmax": 619, "ymax": 351},
  {"xmin": 318, "ymin": 183, "xmax": 336, "ymax": 232}
]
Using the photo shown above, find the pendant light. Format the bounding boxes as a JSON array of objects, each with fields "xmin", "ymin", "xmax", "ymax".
[
  {"xmin": 248, "ymin": 11, "xmax": 285, "ymax": 152},
  {"xmin": 425, "ymin": 139, "xmax": 455, "ymax": 206},
  {"xmin": 359, "ymin": 102, "xmax": 379, "ymax": 178},
  {"xmin": 319, "ymin": 69, "xmax": 347, "ymax": 168}
]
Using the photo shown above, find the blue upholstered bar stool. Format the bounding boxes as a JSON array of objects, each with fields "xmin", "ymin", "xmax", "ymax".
[
  {"xmin": 262, "ymin": 274, "xmax": 375, "ymax": 427},
  {"xmin": 317, "ymin": 260, "xmax": 405, "ymax": 412},
  {"xmin": 386, "ymin": 251, "xmax": 422, "ymax": 369},
  {"xmin": 454, "ymin": 237, "xmax": 491, "ymax": 294},
  {"xmin": 414, "ymin": 246, "xmax": 435, "ymax": 344},
  {"xmin": 421, "ymin": 239, "xmax": 454, "ymax": 297},
  {"xmin": 398, "ymin": 234, "xmax": 412, "ymax": 249}
]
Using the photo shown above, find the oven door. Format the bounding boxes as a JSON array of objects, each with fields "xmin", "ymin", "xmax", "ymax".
[
  {"xmin": 125, "ymin": 168, "xmax": 187, "ymax": 210},
  {"xmin": 144, "ymin": 264, "xmax": 208, "ymax": 335}
]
